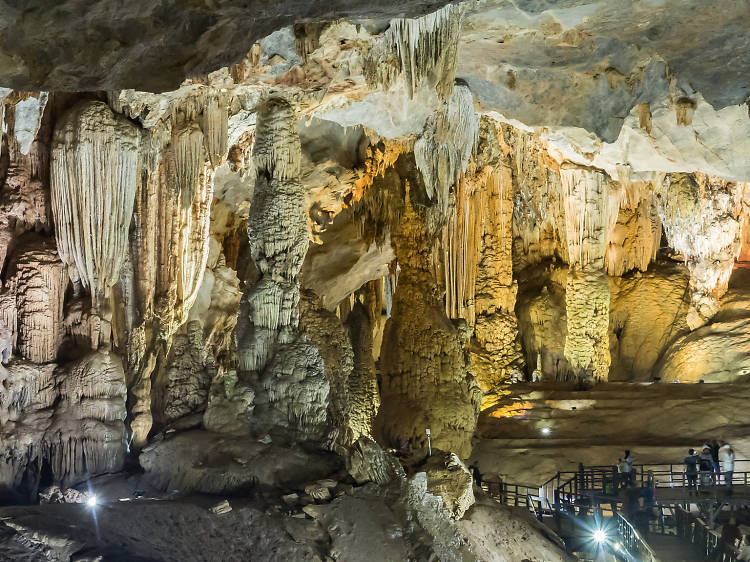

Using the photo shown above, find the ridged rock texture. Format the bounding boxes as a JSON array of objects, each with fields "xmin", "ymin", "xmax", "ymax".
[
  {"xmin": 228, "ymin": 96, "xmax": 330, "ymax": 443},
  {"xmin": 1, "ymin": 10, "xmax": 750, "ymax": 560}
]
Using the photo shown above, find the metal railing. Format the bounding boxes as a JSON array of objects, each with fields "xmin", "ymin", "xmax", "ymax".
[
  {"xmin": 615, "ymin": 512, "xmax": 659, "ymax": 562},
  {"xmin": 674, "ymin": 506, "xmax": 741, "ymax": 562}
]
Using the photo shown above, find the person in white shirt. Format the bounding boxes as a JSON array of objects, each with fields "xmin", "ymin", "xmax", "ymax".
[{"xmin": 719, "ymin": 441, "xmax": 735, "ymax": 492}]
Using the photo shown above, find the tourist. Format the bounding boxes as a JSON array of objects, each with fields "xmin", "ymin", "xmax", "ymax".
[
  {"xmin": 684, "ymin": 449, "xmax": 698, "ymax": 494},
  {"xmin": 471, "ymin": 461, "xmax": 483, "ymax": 488},
  {"xmin": 617, "ymin": 458, "xmax": 630, "ymax": 488},
  {"xmin": 720, "ymin": 441, "xmax": 735, "ymax": 492},
  {"xmin": 633, "ymin": 496, "xmax": 651, "ymax": 539},
  {"xmin": 699, "ymin": 447, "xmax": 714, "ymax": 489},
  {"xmin": 624, "ymin": 450, "xmax": 636, "ymax": 486},
  {"xmin": 711, "ymin": 439, "xmax": 721, "ymax": 482},
  {"xmin": 721, "ymin": 516, "xmax": 741, "ymax": 549}
]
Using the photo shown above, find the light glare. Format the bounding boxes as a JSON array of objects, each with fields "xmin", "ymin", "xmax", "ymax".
[
  {"xmin": 86, "ymin": 494, "xmax": 98, "ymax": 507},
  {"xmin": 593, "ymin": 529, "xmax": 607, "ymax": 543},
  {"xmin": 541, "ymin": 427, "xmax": 551, "ymax": 435}
]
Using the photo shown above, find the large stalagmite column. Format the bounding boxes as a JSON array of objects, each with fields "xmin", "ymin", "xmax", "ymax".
[
  {"xmin": 376, "ymin": 183, "xmax": 480, "ymax": 459},
  {"xmin": 561, "ymin": 166, "xmax": 612, "ymax": 382},
  {"xmin": 231, "ymin": 97, "xmax": 329, "ymax": 442}
]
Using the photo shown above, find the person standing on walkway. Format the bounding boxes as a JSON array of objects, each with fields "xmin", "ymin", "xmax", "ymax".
[
  {"xmin": 617, "ymin": 458, "xmax": 630, "ymax": 489},
  {"xmin": 699, "ymin": 447, "xmax": 714, "ymax": 489},
  {"xmin": 711, "ymin": 439, "xmax": 721, "ymax": 483},
  {"xmin": 633, "ymin": 496, "xmax": 651, "ymax": 539},
  {"xmin": 624, "ymin": 450, "xmax": 636, "ymax": 486},
  {"xmin": 471, "ymin": 461, "xmax": 483, "ymax": 489},
  {"xmin": 719, "ymin": 441, "xmax": 735, "ymax": 493},
  {"xmin": 684, "ymin": 449, "xmax": 698, "ymax": 495}
]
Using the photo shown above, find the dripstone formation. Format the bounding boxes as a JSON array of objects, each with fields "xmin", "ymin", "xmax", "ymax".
[{"xmin": 0, "ymin": 1, "xmax": 749, "ymax": 559}]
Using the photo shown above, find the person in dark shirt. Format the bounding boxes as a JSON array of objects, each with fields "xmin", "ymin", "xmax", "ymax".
[
  {"xmin": 722, "ymin": 516, "xmax": 741, "ymax": 548},
  {"xmin": 633, "ymin": 496, "xmax": 651, "ymax": 539},
  {"xmin": 471, "ymin": 461, "xmax": 483, "ymax": 488},
  {"xmin": 711, "ymin": 439, "xmax": 721, "ymax": 483},
  {"xmin": 684, "ymin": 449, "xmax": 698, "ymax": 494}
]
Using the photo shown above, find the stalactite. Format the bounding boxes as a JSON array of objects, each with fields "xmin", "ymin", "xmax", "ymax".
[
  {"xmin": 201, "ymin": 94, "xmax": 228, "ymax": 168},
  {"xmin": 172, "ymin": 122, "xmax": 204, "ymax": 208},
  {"xmin": 440, "ymin": 117, "xmax": 525, "ymax": 389},
  {"xmin": 560, "ymin": 166, "xmax": 612, "ymax": 270},
  {"xmin": 604, "ymin": 174, "xmax": 661, "ymax": 276},
  {"xmin": 50, "ymin": 100, "xmax": 140, "ymax": 308},
  {"xmin": 656, "ymin": 172, "xmax": 745, "ymax": 328},
  {"xmin": 414, "ymin": 84, "xmax": 478, "ymax": 221},
  {"xmin": 364, "ymin": 3, "xmax": 463, "ymax": 99}
]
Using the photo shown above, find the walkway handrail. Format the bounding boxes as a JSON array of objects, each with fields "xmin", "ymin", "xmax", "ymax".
[
  {"xmin": 615, "ymin": 512, "xmax": 659, "ymax": 562},
  {"xmin": 675, "ymin": 506, "xmax": 741, "ymax": 562}
]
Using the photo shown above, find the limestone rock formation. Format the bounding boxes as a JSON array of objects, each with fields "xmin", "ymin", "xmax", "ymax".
[
  {"xmin": 51, "ymin": 101, "xmax": 140, "ymax": 325},
  {"xmin": 230, "ymin": 96, "xmax": 330, "ymax": 442},
  {"xmin": 376, "ymin": 178, "xmax": 481, "ymax": 458},
  {"xmin": 0, "ymin": 351, "xmax": 126, "ymax": 499},
  {"xmin": 1, "ymin": 2, "xmax": 750, "ymax": 559},
  {"xmin": 423, "ymin": 452, "xmax": 474, "ymax": 520}
]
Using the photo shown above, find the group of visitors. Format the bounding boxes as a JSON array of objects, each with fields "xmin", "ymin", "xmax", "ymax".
[{"xmin": 684, "ymin": 439, "xmax": 735, "ymax": 494}]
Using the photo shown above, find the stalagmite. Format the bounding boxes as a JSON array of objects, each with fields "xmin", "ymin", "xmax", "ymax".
[
  {"xmin": 377, "ymin": 182, "xmax": 480, "ymax": 458},
  {"xmin": 563, "ymin": 269, "xmax": 610, "ymax": 381},
  {"xmin": 50, "ymin": 100, "xmax": 140, "ymax": 308},
  {"xmin": 560, "ymin": 167, "xmax": 612, "ymax": 382},
  {"xmin": 230, "ymin": 96, "xmax": 329, "ymax": 441}
]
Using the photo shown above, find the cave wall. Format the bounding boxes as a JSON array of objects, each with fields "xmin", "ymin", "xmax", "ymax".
[{"xmin": 0, "ymin": 3, "xmax": 749, "ymax": 502}]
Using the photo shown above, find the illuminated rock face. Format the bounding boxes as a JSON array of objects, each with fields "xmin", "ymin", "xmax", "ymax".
[{"xmin": 1, "ymin": 8, "xmax": 750, "ymax": 560}]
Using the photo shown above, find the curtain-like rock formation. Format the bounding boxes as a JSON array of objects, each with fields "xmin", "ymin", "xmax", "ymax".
[
  {"xmin": 50, "ymin": 101, "xmax": 140, "ymax": 313},
  {"xmin": 365, "ymin": 4, "xmax": 463, "ymax": 100}
]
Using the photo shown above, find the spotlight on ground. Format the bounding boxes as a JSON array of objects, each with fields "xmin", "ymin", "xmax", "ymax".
[
  {"xmin": 86, "ymin": 494, "xmax": 98, "ymax": 507},
  {"xmin": 541, "ymin": 427, "xmax": 551, "ymax": 436},
  {"xmin": 593, "ymin": 529, "xmax": 607, "ymax": 543}
]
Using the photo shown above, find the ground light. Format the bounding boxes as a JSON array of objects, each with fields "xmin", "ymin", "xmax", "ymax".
[{"xmin": 541, "ymin": 427, "xmax": 551, "ymax": 436}]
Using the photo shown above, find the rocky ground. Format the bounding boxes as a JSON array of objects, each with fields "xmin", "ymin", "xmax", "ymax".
[{"xmin": 0, "ymin": 460, "xmax": 572, "ymax": 562}]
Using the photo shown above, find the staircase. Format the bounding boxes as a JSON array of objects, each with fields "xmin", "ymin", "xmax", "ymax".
[{"xmin": 647, "ymin": 534, "xmax": 704, "ymax": 562}]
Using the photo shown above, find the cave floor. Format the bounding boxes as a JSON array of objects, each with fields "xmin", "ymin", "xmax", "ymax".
[
  {"xmin": 0, "ymin": 491, "xmax": 323, "ymax": 561},
  {"xmin": 473, "ymin": 381, "xmax": 750, "ymax": 485}
]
